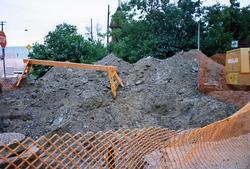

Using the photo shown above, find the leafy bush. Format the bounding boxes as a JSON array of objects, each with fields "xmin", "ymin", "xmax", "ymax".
[{"xmin": 29, "ymin": 23, "xmax": 107, "ymax": 78}]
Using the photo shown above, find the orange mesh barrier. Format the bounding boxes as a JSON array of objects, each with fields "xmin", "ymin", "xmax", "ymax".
[{"xmin": 1, "ymin": 102, "xmax": 250, "ymax": 169}]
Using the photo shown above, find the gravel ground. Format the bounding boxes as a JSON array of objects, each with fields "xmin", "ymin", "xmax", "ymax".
[
  {"xmin": 0, "ymin": 50, "xmax": 237, "ymax": 138},
  {"xmin": 0, "ymin": 133, "xmax": 25, "ymax": 146}
]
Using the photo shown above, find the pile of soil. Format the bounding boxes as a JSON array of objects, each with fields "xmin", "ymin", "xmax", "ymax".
[
  {"xmin": 0, "ymin": 50, "xmax": 237, "ymax": 139},
  {"xmin": 0, "ymin": 78, "xmax": 18, "ymax": 91},
  {"xmin": 198, "ymin": 51, "xmax": 250, "ymax": 107},
  {"xmin": 198, "ymin": 51, "xmax": 230, "ymax": 93},
  {"xmin": 210, "ymin": 53, "xmax": 226, "ymax": 66}
]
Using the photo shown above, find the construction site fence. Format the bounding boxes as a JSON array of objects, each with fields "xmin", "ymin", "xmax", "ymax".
[{"xmin": 0, "ymin": 126, "xmax": 249, "ymax": 169}]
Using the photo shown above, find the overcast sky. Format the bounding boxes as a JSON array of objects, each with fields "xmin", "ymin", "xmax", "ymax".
[{"xmin": 1, "ymin": 0, "xmax": 249, "ymax": 46}]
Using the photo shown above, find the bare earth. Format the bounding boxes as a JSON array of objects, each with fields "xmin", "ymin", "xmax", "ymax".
[{"xmin": 0, "ymin": 50, "xmax": 238, "ymax": 139}]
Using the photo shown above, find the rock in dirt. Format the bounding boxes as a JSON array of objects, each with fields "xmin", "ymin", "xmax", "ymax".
[{"xmin": 0, "ymin": 132, "xmax": 25, "ymax": 147}]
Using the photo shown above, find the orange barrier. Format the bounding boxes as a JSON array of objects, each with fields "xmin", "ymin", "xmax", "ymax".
[
  {"xmin": 16, "ymin": 59, "xmax": 124, "ymax": 98},
  {"xmin": 1, "ymin": 102, "xmax": 249, "ymax": 168}
]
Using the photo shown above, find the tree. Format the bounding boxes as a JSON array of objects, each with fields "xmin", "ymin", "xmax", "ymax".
[
  {"xmin": 109, "ymin": 0, "xmax": 249, "ymax": 61},
  {"xmin": 201, "ymin": 4, "xmax": 233, "ymax": 56},
  {"xmin": 110, "ymin": 0, "xmax": 200, "ymax": 62},
  {"xmin": 29, "ymin": 23, "xmax": 107, "ymax": 77},
  {"xmin": 201, "ymin": 1, "xmax": 250, "ymax": 55}
]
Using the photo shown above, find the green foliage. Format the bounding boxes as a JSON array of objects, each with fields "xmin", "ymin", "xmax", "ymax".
[
  {"xmin": 110, "ymin": 0, "xmax": 200, "ymax": 62},
  {"xmin": 80, "ymin": 41, "xmax": 107, "ymax": 63},
  {"xmin": 201, "ymin": 3, "xmax": 250, "ymax": 56},
  {"xmin": 29, "ymin": 23, "xmax": 107, "ymax": 78},
  {"xmin": 111, "ymin": 19, "xmax": 153, "ymax": 62},
  {"xmin": 110, "ymin": 0, "xmax": 250, "ymax": 62}
]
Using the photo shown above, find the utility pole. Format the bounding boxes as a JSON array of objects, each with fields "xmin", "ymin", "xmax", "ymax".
[
  {"xmin": 198, "ymin": 21, "xmax": 200, "ymax": 51},
  {"xmin": 118, "ymin": 0, "xmax": 121, "ymax": 8},
  {"xmin": 107, "ymin": 5, "xmax": 110, "ymax": 45},
  {"xmin": 90, "ymin": 18, "xmax": 93, "ymax": 41},
  {"xmin": 197, "ymin": 0, "xmax": 201, "ymax": 51},
  {"xmin": 0, "ymin": 21, "xmax": 7, "ymax": 78},
  {"xmin": 0, "ymin": 22, "xmax": 5, "ymax": 31}
]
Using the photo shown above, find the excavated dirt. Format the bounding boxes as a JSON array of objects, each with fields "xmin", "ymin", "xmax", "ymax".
[
  {"xmin": 0, "ymin": 50, "xmax": 237, "ymax": 138},
  {"xmin": 0, "ymin": 78, "xmax": 18, "ymax": 91},
  {"xmin": 198, "ymin": 51, "xmax": 250, "ymax": 107},
  {"xmin": 198, "ymin": 51, "xmax": 231, "ymax": 93},
  {"xmin": 210, "ymin": 53, "xmax": 226, "ymax": 66}
]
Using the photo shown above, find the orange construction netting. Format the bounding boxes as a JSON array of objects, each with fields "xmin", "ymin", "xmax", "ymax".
[{"xmin": 1, "ymin": 102, "xmax": 250, "ymax": 169}]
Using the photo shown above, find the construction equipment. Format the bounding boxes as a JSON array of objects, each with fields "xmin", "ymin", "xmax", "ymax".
[
  {"xmin": 16, "ymin": 59, "xmax": 124, "ymax": 98},
  {"xmin": 226, "ymin": 48, "xmax": 250, "ymax": 85}
]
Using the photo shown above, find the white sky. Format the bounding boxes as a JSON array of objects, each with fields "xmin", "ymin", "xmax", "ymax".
[{"xmin": 0, "ymin": 0, "xmax": 249, "ymax": 46}]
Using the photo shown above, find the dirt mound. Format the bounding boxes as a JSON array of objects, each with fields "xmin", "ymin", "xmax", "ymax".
[
  {"xmin": 197, "ymin": 51, "xmax": 250, "ymax": 107},
  {"xmin": 198, "ymin": 51, "xmax": 231, "ymax": 93},
  {"xmin": 210, "ymin": 53, "xmax": 226, "ymax": 65},
  {"xmin": 0, "ymin": 51, "xmax": 237, "ymax": 138},
  {"xmin": 209, "ymin": 91, "xmax": 250, "ymax": 108},
  {"xmin": 0, "ymin": 78, "xmax": 18, "ymax": 91}
]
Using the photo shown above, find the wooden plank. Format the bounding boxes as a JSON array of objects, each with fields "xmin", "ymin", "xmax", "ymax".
[
  {"xmin": 240, "ymin": 48, "xmax": 250, "ymax": 73},
  {"xmin": 23, "ymin": 59, "xmax": 116, "ymax": 72},
  {"xmin": 17, "ymin": 59, "xmax": 124, "ymax": 98},
  {"xmin": 16, "ymin": 61, "xmax": 29, "ymax": 87},
  {"xmin": 226, "ymin": 49, "xmax": 241, "ymax": 73}
]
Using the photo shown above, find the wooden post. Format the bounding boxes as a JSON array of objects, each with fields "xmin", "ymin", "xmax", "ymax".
[{"xmin": 16, "ymin": 61, "xmax": 30, "ymax": 87}]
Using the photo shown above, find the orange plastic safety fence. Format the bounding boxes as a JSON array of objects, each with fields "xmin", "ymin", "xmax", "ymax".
[
  {"xmin": 0, "ymin": 127, "xmax": 249, "ymax": 169},
  {"xmin": 1, "ymin": 102, "xmax": 250, "ymax": 168}
]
